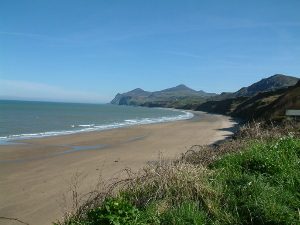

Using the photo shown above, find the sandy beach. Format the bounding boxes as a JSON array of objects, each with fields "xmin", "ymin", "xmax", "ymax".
[{"xmin": 0, "ymin": 111, "xmax": 236, "ymax": 225}]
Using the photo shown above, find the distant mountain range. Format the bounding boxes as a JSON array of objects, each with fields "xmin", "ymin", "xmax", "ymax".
[
  {"xmin": 111, "ymin": 74, "xmax": 300, "ymax": 121},
  {"xmin": 111, "ymin": 84, "xmax": 216, "ymax": 108}
]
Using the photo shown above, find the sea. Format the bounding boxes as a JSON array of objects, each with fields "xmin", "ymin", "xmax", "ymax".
[{"xmin": 0, "ymin": 100, "xmax": 193, "ymax": 143}]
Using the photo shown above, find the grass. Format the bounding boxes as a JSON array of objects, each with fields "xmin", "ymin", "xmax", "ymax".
[
  {"xmin": 212, "ymin": 136, "xmax": 300, "ymax": 224},
  {"xmin": 56, "ymin": 122, "xmax": 300, "ymax": 225}
]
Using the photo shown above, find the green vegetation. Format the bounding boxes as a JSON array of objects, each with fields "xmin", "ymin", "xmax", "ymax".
[
  {"xmin": 56, "ymin": 123, "xmax": 300, "ymax": 225},
  {"xmin": 68, "ymin": 197, "xmax": 141, "ymax": 225},
  {"xmin": 211, "ymin": 136, "xmax": 300, "ymax": 224}
]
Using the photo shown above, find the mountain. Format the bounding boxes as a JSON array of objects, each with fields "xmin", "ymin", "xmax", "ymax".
[
  {"xmin": 197, "ymin": 79, "xmax": 300, "ymax": 121},
  {"xmin": 234, "ymin": 74, "xmax": 299, "ymax": 97},
  {"xmin": 125, "ymin": 88, "xmax": 150, "ymax": 96},
  {"xmin": 110, "ymin": 74, "xmax": 299, "ymax": 121},
  {"xmin": 210, "ymin": 74, "xmax": 299, "ymax": 101},
  {"xmin": 110, "ymin": 85, "xmax": 216, "ymax": 108},
  {"xmin": 110, "ymin": 88, "xmax": 151, "ymax": 105},
  {"xmin": 159, "ymin": 84, "xmax": 197, "ymax": 93},
  {"xmin": 231, "ymin": 80, "xmax": 300, "ymax": 120},
  {"xmin": 150, "ymin": 84, "xmax": 200, "ymax": 98}
]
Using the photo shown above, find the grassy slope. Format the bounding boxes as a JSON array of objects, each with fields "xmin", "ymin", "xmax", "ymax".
[
  {"xmin": 195, "ymin": 81, "xmax": 300, "ymax": 121},
  {"xmin": 233, "ymin": 81, "xmax": 300, "ymax": 120},
  {"xmin": 231, "ymin": 88, "xmax": 287, "ymax": 119},
  {"xmin": 195, "ymin": 97, "xmax": 248, "ymax": 115},
  {"xmin": 57, "ymin": 123, "xmax": 300, "ymax": 225},
  {"xmin": 128, "ymin": 95, "xmax": 207, "ymax": 109},
  {"xmin": 266, "ymin": 82, "xmax": 300, "ymax": 119}
]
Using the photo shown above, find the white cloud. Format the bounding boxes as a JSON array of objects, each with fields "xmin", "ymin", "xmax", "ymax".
[{"xmin": 0, "ymin": 79, "xmax": 110, "ymax": 103}]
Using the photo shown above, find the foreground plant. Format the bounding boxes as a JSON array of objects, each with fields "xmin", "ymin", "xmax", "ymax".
[{"xmin": 57, "ymin": 122, "xmax": 300, "ymax": 225}]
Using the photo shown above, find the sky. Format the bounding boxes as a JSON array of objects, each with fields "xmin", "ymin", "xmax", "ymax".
[{"xmin": 0, "ymin": 0, "xmax": 300, "ymax": 103}]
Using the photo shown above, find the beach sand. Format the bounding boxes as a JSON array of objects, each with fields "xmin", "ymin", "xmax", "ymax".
[{"xmin": 0, "ymin": 112, "xmax": 236, "ymax": 225}]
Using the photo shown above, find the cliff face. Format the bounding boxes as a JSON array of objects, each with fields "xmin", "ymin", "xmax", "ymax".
[{"xmin": 110, "ymin": 93, "xmax": 123, "ymax": 105}]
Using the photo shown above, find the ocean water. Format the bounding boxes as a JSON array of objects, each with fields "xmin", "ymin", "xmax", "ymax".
[{"xmin": 0, "ymin": 100, "xmax": 193, "ymax": 143}]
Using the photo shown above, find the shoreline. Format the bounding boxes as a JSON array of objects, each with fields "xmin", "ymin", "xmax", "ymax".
[
  {"xmin": 0, "ymin": 110, "xmax": 200, "ymax": 164},
  {"xmin": 0, "ymin": 111, "xmax": 237, "ymax": 225},
  {"xmin": 0, "ymin": 108, "xmax": 194, "ymax": 145}
]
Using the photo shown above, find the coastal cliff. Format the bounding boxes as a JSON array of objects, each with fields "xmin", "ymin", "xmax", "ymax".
[
  {"xmin": 111, "ymin": 74, "xmax": 300, "ymax": 121},
  {"xmin": 111, "ymin": 84, "xmax": 216, "ymax": 108}
]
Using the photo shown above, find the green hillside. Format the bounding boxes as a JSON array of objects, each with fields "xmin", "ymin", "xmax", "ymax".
[
  {"xmin": 111, "ymin": 84, "xmax": 215, "ymax": 108},
  {"xmin": 199, "ymin": 81, "xmax": 300, "ymax": 121},
  {"xmin": 111, "ymin": 74, "xmax": 300, "ymax": 121}
]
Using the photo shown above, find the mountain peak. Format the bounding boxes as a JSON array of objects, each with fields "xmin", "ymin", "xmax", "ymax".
[
  {"xmin": 126, "ymin": 88, "xmax": 147, "ymax": 94},
  {"xmin": 173, "ymin": 84, "xmax": 194, "ymax": 91},
  {"xmin": 270, "ymin": 74, "xmax": 287, "ymax": 78},
  {"xmin": 161, "ymin": 84, "xmax": 196, "ymax": 93},
  {"xmin": 175, "ymin": 84, "xmax": 189, "ymax": 88},
  {"xmin": 110, "ymin": 84, "xmax": 217, "ymax": 105},
  {"xmin": 132, "ymin": 88, "xmax": 144, "ymax": 92}
]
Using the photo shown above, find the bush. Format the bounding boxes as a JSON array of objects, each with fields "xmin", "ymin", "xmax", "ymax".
[{"xmin": 86, "ymin": 197, "xmax": 141, "ymax": 225}]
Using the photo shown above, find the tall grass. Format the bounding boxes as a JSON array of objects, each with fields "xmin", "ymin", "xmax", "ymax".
[
  {"xmin": 56, "ymin": 122, "xmax": 300, "ymax": 225},
  {"xmin": 212, "ymin": 135, "xmax": 300, "ymax": 224}
]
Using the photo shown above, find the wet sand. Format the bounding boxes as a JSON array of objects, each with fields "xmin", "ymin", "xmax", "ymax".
[{"xmin": 0, "ymin": 111, "xmax": 237, "ymax": 225}]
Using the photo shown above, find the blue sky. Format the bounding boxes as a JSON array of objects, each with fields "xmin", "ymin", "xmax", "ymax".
[{"xmin": 1, "ymin": 0, "xmax": 300, "ymax": 103}]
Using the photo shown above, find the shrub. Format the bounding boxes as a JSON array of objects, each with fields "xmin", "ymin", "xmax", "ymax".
[{"xmin": 72, "ymin": 197, "xmax": 141, "ymax": 225}]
